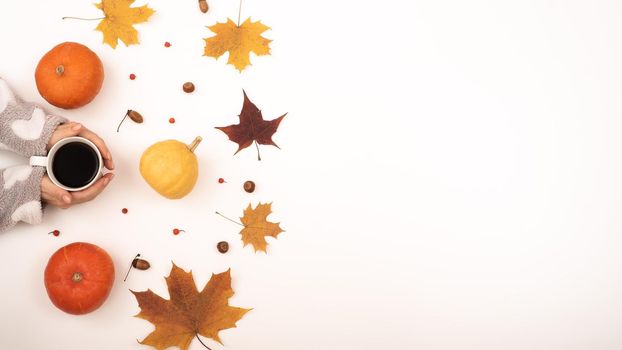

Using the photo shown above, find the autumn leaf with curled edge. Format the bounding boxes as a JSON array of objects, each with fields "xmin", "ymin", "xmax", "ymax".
[
  {"xmin": 63, "ymin": 0, "xmax": 154, "ymax": 49},
  {"xmin": 131, "ymin": 263, "xmax": 250, "ymax": 350},
  {"xmin": 216, "ymin": 90, "xmax": 286, "ymax": 161},
  {"xmin": 203, "ymin": 18, "xmax": 271, "ymax": 71}
]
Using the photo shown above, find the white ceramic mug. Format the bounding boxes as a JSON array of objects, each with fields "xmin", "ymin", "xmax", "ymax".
[{"xmin": 30, "ymin": 136, "xmax": 103, "ymax": 191}]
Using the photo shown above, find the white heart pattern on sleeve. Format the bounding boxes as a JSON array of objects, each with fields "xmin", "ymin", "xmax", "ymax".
[
  {"xmin": 11, "ymin": 107, "xmax": 46, "ymax": 140},
  {"xmin": 11, "ymin": 200, "xmax": 42, "ymax": 225},
  {"xmin": 0, "ymin": 79, "xmax": 16, "ymax": 114},
  {"xmin": 2, "ymin": 165, "xmax": 33, "ymax": 189}
]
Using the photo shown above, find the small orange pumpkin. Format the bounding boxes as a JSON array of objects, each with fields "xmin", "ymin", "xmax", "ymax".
[
  {"xmin": 44, "ymin": 242, "xmax": 115, "ymax": 315},
  {"xmin": 35, "ymin": 42, "xmax": 104, "ymax": 109}
]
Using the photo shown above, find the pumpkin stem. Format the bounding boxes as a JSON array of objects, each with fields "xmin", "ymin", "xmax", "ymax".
[
  {"xmin": 72, "ymin": 272, "xmax": 83, "ymax": 283},
  {"xmin": 55, "ymin": 65, "xmax": 65, "ymax": 76},
  {"xmin": 188, "ymin": 136, "xmax": 203, "ymax": 153},
  {"xmin": 195, "ymin": 332, "xmax": 213, "ymax": 350}
]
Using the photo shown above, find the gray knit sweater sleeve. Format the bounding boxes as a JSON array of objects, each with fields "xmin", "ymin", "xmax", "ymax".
[{"xmin": 0, "ymin": 78, "xmax": 67, "ymax": 231}]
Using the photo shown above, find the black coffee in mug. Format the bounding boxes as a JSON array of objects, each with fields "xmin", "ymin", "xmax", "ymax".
[{"xmin": 51, "ymin": 142, "xmax": 100, "ymax": 188}]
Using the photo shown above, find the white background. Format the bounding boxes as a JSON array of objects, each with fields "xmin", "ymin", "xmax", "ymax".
[{"xmin": 1, "ymin": 0, "xmax": 622, "ymax": 349}]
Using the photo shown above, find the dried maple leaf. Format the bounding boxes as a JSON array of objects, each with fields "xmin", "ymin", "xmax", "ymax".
[
  {"xmin": 216, "ymin": 90, "xmax": 286, "ymax": 161},
  {"xmin": 240, "ymin": 202, "xmax": 284, "ymax": 252},
  {"xmin": 203, "ymin": 18, "xmax": 271, "ymax": 71},
  {"xmin": 131, "ymin": 263, "xmax": 250, "ymax": 350},
  {"xmin": 94, "ymin": 0, "xmax": 155, "ymax": 48}
]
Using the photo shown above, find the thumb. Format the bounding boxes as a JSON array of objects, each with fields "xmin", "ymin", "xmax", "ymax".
[
  {"xmin": 53, "ymin": 186, "xmax": 72, "ymax": 207},
  {"xmin": 56, "ymin": 122, "xmax": 83, "ymax": 139},
  {"xmin": 47, "ymin": 122, "xmax": 83, "ymax": 149}
]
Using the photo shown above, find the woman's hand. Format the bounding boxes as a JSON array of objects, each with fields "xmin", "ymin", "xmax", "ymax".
[
  {"xmin": 41, "ymin": 173, "xmax": 114, "ymax": 209},
  {"xmin": 42, "ymin": 121, "xmax": 115, "ymax": 209},
  {"xmin": 47, "ymin": 122, "xmax": 115, "ymax": 170}
]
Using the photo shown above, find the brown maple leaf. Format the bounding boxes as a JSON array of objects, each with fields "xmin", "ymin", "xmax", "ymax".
[
  {"xmin": 131, "ymin": 263, "xmax": 250, "ymax": 350},
  {"xmin": 216, "ymin": 90, "xmax": 286, "ymax": 161},
  {"xmin": 240, "ymin": 202, "xmax": 284, "ymax": 253}
]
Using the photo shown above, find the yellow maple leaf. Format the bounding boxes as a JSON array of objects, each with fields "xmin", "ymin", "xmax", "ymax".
[
  {"xmin": 132, "ymin": 263, "xmax": 251, "ymax": 350},
  {"xmin": 203, "ymin": 18, "xmax": 272, "ymax": 71},
  {"xmin": 94, "ymin": 0, "xmax": 155, "ymax": 49},
  {"xmin": 240, "ymin": 202, "xmax": 284, "ymax": 252}
]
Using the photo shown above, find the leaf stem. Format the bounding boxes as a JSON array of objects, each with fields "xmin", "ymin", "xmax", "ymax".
[
  {"xmin": 215, "ymin": 210, "xmax": 271, "ymax": 231},
  {"xmin": 215, "ymin": 211, "xmax": 244, "ymax": 227},
  {"xmin": 255, "ymin": 141, "xmax": 261, "ymax": 161},
  {"xmin": 117, "ymin": 110, "xmax": 129, "ymax": 133},
  {"xmin": 124, "ymin": 253, "xmax": 140, "ymax": 282},
  {"xmin": 195, "ymin": 333, "xmax": 213, "ymax": 350},
  {"xmin": 237, "ymin": 0, "xmax": 243, "ymax": 27},
  {"xmin": 62, "ymin": 16, "xmax": 106, "ymax": 21}
]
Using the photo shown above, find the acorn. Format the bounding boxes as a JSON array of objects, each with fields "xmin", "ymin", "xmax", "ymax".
[
  {"xmin": 183, "ymin": 82, "xmax": 195, "ymax": 93},
  {"xmin": 217, "ymin": 241, "xmax": 229, "ymax": 253},
  {"xmin": 132, "ymin": 258, "xmax": 151, "ymax": 270},
  {"xmin": 127, "ymin": 110, "xmax": 144, "ymax": 123},
  {"xmin": 198, "ymin": 0, "xmax": 208, "ymax": 13},
  {"xmin": 117, "ymin": 109, "xmax": 144, "ymax": 132},
  {"xmin": 243, "ymin": 181, "xmax": 255, "ymax": 193},
  {"xmin": 124, "ymin": 254, "xmax": 151, "ymax": 282}
]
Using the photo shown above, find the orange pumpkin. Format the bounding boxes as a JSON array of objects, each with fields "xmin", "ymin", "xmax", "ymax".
[
  {"xmin": 44, "ymin": 242, "xmax": 115, "ymax": 315},
  {"xmin": 35, "ymin": 42, "xmax": 104, "ymax": 109}
]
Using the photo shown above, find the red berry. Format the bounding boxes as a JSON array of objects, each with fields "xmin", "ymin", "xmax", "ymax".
[
  {"xmin": 48, "ymin": 230, "xmax": 60, "ymax": 236},
  {"xmin": 218, "ymin": 178, "xmax": 225, "ymax": 184},
  {"xmin": 129, "ymin": 73, "xmax": 136, "ymax": 80},
  {"xmin": 122, "ymin": 208, "xmax": 128, "ymax": 214},
  {"xmin": 173, "ymin": 228, "xmax": 185, "ymax": 235},
  {"xmin": 164, "ymin": 41, "xmax": 171, "ymax": 48},
  {"xmin": 169, "ymin": 117, "xmax": 175, "ymax": 124}
]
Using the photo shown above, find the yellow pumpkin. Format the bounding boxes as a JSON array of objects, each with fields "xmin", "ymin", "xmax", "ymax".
[{"xmin": 139, "ymin": 136, "xmax": 202, "ymax": 199}]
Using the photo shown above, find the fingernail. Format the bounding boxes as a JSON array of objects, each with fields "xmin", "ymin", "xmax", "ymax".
[
  {"xmin": 72, "ymin": 123, "xmax": 82, "ymax": 131},
  {"xmin": 62, "ymin": 195, "xmax": 71, "ymax": 204}
]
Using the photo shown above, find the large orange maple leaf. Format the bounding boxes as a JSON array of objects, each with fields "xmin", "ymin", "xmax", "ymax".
[{"xmin": 131, "ymin": 263, "xmax": 250, "ymax": 350}]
